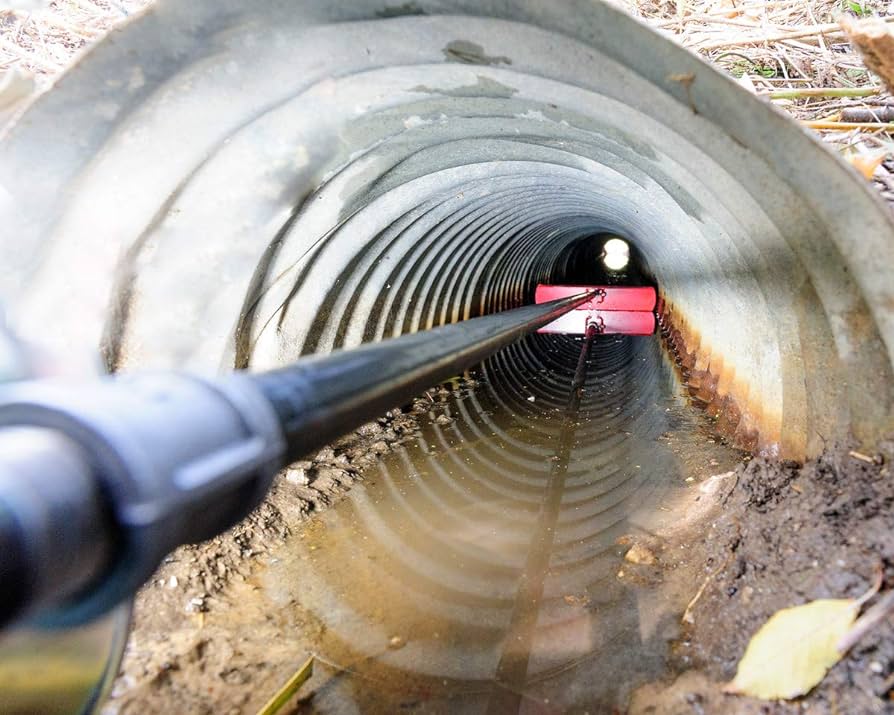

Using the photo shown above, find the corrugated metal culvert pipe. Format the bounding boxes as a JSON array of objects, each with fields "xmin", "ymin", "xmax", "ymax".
[
  {"xmin": 2, "ymin": 0, "xmax": 894, "ymax": 457},
  {"xmin": 1, "ymin": 0, "xmax": 894, "ymax": 712}
]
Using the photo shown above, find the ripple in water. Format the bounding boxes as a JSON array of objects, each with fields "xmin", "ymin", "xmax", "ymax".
[{"xmin": 260, "ymin": 333, "xmax": 744, "ymax": 713}]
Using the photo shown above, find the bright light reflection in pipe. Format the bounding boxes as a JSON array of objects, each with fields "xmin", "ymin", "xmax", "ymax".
[{"xmin": 602, "ymin": 237, "xmax": 630, "ymax": 271}]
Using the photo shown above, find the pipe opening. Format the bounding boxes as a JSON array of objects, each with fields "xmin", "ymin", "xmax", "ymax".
[{"xmin": 551, "ymin": 233, "xmax": 649, "ymax": 285}]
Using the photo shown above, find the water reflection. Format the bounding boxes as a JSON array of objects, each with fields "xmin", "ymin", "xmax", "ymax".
[{"xmin": 261, "ymin": 333, "xmax": 742, "ymax": 713}]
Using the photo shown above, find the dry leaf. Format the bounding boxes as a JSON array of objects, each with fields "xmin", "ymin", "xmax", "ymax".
[
  {"xmin": 848, "ymin": 153, "xmax": 886, "ymax": 180},
  {"xmin": 724, "ymin": 599, "xmax": 858, "ymax": 700}
]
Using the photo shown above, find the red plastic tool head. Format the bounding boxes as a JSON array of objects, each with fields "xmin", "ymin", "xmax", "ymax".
[{"xmin": 535, "ymin": 284, "xmax": 657, "ymax": 335}]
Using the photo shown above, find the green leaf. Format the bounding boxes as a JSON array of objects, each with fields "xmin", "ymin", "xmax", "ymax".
[{"xmin": 724, "ymin": 599, "xmax": 858, "ymax": 700}]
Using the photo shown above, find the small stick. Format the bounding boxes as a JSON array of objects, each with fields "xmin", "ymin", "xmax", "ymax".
[
  {"xmin": 838, "ymin": 589, "xmax": 894, "ymax": 654},
  {"xmin": 0, "ymin": 34, "xmax": 63, "ymax": 74},
  {"xmin": 697, "ymin": 17, "xmax": 894, "ymax": 52},
  {"xmin": 760, "ymin": 87, "xmax": 880, "ymax": 99},
  {"xmin": 682, "ymin": 550, "xmax": 735, "ymax": 624},
  {"xmin": 849, "ymin": 449, "xmax": 884, "ymax": 465},
  {"xmin": 256, "ymin": 656, "xmax": 315, "ymax": 715},
  {"xmin": 802, "ymin": 120, "xmax": 894, "ymax": 131},
  {"xmin": 682, "ymin": 573, "xmax": 714, "ymax": 624},
  {"xmin": 804, "ymin": 0, "xmax": 827, "ymax": 54},
  {"xmin": 841, "ymin": 106, "xmax": 894, "ymax": 123}
]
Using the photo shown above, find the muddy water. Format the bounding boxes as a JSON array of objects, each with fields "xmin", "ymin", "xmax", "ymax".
[{"xmin": 259, "ymin": 333, "xmax": 744, "ymax": 714}]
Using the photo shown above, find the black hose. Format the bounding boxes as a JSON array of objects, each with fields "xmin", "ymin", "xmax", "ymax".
[
  {"xmin": 0, "ymin": 294, "xmax": 593, "ymax": 627},
  {"xmin": 252, "ymin": 293, "xmax": 595, "ymax": 463}
]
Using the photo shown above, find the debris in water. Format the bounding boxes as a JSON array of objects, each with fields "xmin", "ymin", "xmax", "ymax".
[
  {"xmin": 624, "ymin": 543, "xmax": 657, "ymax": 565},
  {"xmin": 563, "ymin": 594, "xmax": 590, "ymax": 607},
  {"xmin": 388, "ymin": 635, "xmax": 406, "ymax": 650},
  {"xmin": 256, "ymin": 655, "xmax": 314, "ymax": 715}
]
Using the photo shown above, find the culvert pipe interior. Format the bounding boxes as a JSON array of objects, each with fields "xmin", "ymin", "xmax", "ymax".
[
  {"xmin": 2, "ymin": 0, "xmax": 894, "ymax": 458},
  {"xmin": 1, "ymin": 0, "xmax": 894, "ymax": 711}
]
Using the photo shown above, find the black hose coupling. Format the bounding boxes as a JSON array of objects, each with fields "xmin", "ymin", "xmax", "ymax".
[{"xmin": 0, "ymin": 372, "xmax": 285, "ymax": 628}]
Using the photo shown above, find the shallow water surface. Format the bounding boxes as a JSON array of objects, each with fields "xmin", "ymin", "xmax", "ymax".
[{"xmin": 260, "ymin": 333, "xmax": 743, "ymax": 713}]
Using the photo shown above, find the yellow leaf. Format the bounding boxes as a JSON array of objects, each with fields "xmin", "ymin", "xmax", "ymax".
[
  {"xmin": 848, "ymin": 153, "xmax": 886, "ymax": 180},
  {"xmin": 724, "ymin": 599, "xmax": 858, "ymax": 700}
]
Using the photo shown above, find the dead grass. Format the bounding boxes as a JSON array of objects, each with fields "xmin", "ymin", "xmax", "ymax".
[
  {"xmin": 1, "ymin": 0, "xmax": 894, "ymax": 203},
  {"xmin": 0, "ymin": 1, "xmax": 149, "ymax": 82},
  {"xmin": 622, "ymin": 0, "xmax": 894, "ymax": 202}
]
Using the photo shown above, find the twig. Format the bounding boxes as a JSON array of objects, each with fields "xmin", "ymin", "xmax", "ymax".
[
  {"xmin": 256, "ymin": 656, "xmax": 314, "ymax": 715},
  {"xmin": 842, "ymin": 106, "xmax": 894, "ymax": 123},
  {"xmin": 38, "ymin": 13, "xmax": 101, "ymax": 38},
  {"xmin": 682, "ymin": 549, "xmax": 735, "ymax": 624},
  {"xmin": 857, "ymin": 563, "xmax": 885, "ymax": 609},
  {"xmin": 849, "ymin": 449, "xmax": 879, "ymax": 464},
  {"xmin": 803, "ymin": 120, "xmax": 894, "ymax": 131},
  {"xmin": 0, "ymin": 34, "xmax": 63, "ymax": 73},
  {"xmin": 838, "ymin": 589, "xmax": 894, "ymax": 654},
  {"xmin": 698, "ymin": 17, "xmax": 894, "ymax": 52},
  {"xmin": 761, "ymin": 87, "xmax": 880, "ymax": 99},
  {"xmin": 803, "ymin": 0, "xmax": 826, "ymax": 55}
]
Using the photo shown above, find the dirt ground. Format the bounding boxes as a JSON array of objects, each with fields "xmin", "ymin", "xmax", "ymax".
[{"xmin": 630, "ymin": 441, "xmax": 894, "ymax": 715}]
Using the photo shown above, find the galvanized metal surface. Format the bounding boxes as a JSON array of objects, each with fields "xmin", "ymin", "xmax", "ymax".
[{"xmin": 1, "ymin": 0, "xmax": 892, "ymax": 458}]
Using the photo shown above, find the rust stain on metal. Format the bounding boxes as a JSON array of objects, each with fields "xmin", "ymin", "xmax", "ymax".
[{"xmin": 658, "ymin": 299, "xmax": 780, "ymax": 456}]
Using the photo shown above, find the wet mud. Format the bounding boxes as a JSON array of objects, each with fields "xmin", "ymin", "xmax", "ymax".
[{"xmin": 631, "ymin": 442, "xmax": 894, "ymax": 715}]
